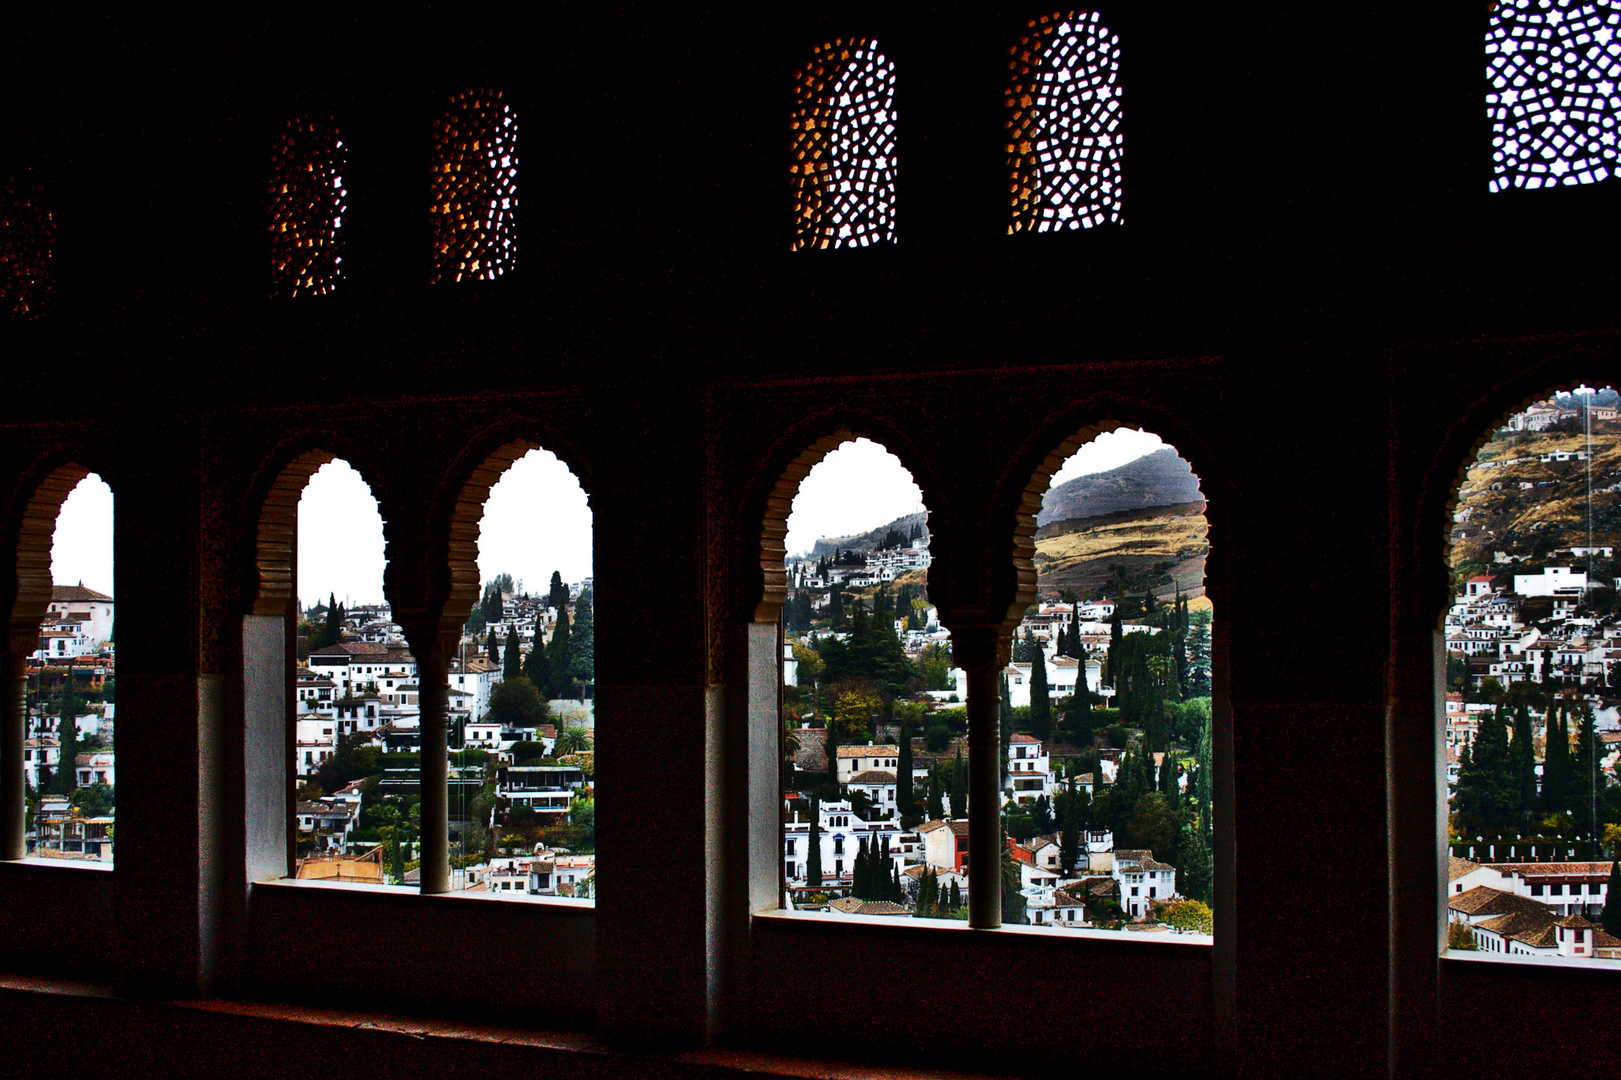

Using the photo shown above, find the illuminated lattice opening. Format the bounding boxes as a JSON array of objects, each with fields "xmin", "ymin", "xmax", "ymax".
[
  {"xmin": 269, "ymin": 116, "xmax": 347, "ymax": 299},
  {"xmin": 1007, "ymin": 11, "xmax": 1123, "ymax": 233},
  {"xmin": 1, "ymin": 167, "xmax": 54, "ymax": 319},
  {"xmin": 791, "ymin": 40, "xmax": 897, "ymax": 250},
  {"xmin": 1487, "ymin": 0, "xmax": 1621, "ymax": 192},
  {"xmin": 430, "ymin": 89, "xmax": 519, "ymax": 283}
]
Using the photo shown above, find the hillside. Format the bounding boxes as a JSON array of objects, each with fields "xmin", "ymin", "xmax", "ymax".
[
  {"xmin": 1037, "ymin": 448, "xmax": 1203, "ymax": 527},
  {"xmin": 1448, "ymin": 421, "xmax": 1621, "ymax": 582},
  {"xmin": 806, "ymin": 511, "xmax": 928, "ymax": 559},
  {"xmin": 1033, "ymin": 501, "xmax": 1208, "ymax": 603}
]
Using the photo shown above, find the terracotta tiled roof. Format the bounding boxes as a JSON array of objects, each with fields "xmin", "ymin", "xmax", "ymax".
[
  {"xmin": 1449, "ymin": 885, "xmax": 1552, "ymax": 919},
  {"xmin": 837, "ymin": 745, "xmax": 898, "ymax": 758},
  {"xmin": 1448, "ymin": 856, "xmax": 1481, "ymax": 882},
  {"xmin": 829, "ymin": 897, "xmax": 911, "ymax": 916},
  {"xmin": 847, "ymin": 770, "xmax": 897, "ymax": 784},
  {"xmin": 51, "ymin": 584, "xmax": 112, "ymax": 602},
  {"xmin": 1477, "ymin": 910, "xmax": 1557, "ymax": 949}
]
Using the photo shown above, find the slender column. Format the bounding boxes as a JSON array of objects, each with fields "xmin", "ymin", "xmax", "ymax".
[
  {"xmin": 418, "ymin": 670, "xmax": 450, "ymax": 894},
  {"xmin": 959, "ymin": 629, "xmax": 1003, "ymax": 930},
  {"xmin": 2, "ymin": 661, "xmax": 24, "ymax": 859}
]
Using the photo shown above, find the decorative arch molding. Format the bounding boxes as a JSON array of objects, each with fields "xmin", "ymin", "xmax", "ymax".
[
  {"xmin": 249, "ymin": 447, "xmax": 336, "ymax": 617},
  {"xmin": 8, "ymin": 459, "xmax": 95, "ymax": 653},
  {"xmin": 1002, "ymin": 397, "xmax": 1221, "ymax": 651},
  {"xmin": 435, "ymin": 429, "xmax": 593, "ymax": 631},
  {"xmin": 743, "ymin": 410, "xmax": 944, "ymax": 626}
]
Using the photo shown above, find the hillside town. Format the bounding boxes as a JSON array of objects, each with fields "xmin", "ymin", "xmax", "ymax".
[
  {"xmin": 1443, "ymin": 390, "xmax": 1621, "ymax": 959},
  {"xmin": 778, "ymin": 493, "xmax": 1216, "ymax": 936}
]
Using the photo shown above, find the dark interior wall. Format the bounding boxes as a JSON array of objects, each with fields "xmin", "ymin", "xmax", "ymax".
[{"xmin": 1, "ymin": 5, "xmax": 1618, "ymax": 1079}]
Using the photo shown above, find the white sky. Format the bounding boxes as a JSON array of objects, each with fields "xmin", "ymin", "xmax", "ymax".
[
  {"xmin": 474, "ymin": 448, "xmax": 593, "ymax": 593},
  {"xmin": 781, "ymin": 428, "xmax": 1171, "ymax": 559},
  {"xmin": 51, "ymin": 475, "xmax": 114, "ymax": 595},
  {"xmin": 299, "ymin": 460, "xmax": 387, "ymax": 608},
  {"xmin": 1047, "ymin": 426, "xmax": 1167, "ymax": 489},
  {"xmin": 785, "ymin": 439, "xmax": 924, "ymax": 558}
]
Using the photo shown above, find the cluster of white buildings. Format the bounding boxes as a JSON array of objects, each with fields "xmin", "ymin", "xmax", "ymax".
[
  {"xmin": 1447, "ymin": 565, "xmax": 1621, "ymax": 691},
  {"xmin": 1449, "ymin": 856, "xmax": 1621, "ymax": 959}
]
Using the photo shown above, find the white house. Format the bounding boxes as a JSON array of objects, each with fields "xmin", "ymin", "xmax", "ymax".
[
  {"xmin": 47, "ymin": 584, "xmax": 115, "ymax": 644},
  {"xmin": 1112, "ymin": 849, "xmax": 1176, "ymax": 919},
  {"xmin": 1514, "ymin": 566, "xmax": 1587, "ymax": 598},
  {"xmin": 836, "ymin": 744, "xmax": 900, "ymax": 785}
]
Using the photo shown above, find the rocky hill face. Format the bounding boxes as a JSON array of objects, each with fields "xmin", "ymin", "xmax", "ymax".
[{"xmin": 1037, "ymin": 448, "xmax": 1203, "ymax": 527}]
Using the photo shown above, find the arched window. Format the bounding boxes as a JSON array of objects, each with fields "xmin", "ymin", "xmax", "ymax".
[
  {"xmin": 791, "ymin": 40, "xmax": 897, "ymax": 250},
  {"xmin": 1007, "ymin": 11, "xmax": 1123, "ymax": 233},
  {"xmin": 778, "ymin": 437, "xmax": 932, "ymax": 905},
  {"xmin": 460, "ymin": 446, "xmax": 595, "ymax": 900},
  {"xmin": 1019, "ymin": 426, "xmax": 1212, "ymax": 931},
  {"xmin": 1442, "ymin": 385, "xmax": 1618, "ymax": 934},
  {"xmin": 1, "ymin": 164, "xmax": 54, "ymax": 319},
  {"xmin": 6, "ymin": 468, "xmax": 114, "ymax": 863},
  {"xmin": 430, "ymin": 89, "xmax": 519, "ymax": 283},
  {"xmin": 1487, "ymin": 1, "xmax": 1621, "ymax": 192},
  {"xmin": 269, "ymin": 116, "xmax": 347, "ymax": 298}
]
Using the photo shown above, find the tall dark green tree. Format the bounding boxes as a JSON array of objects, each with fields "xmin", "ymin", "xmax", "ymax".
[
  {"xmin": 55, "ymin": 701, "xmax": 81, "ymax": 795},
  {"xmin": 1177, "ymin": 819, "xmax": 1213, "ymax": 905},
  {"xmin": 1454, "ymin": 710, "xmax": 1515, "ymax": 836},
  {"xmin": 1060, "ymin": 775, "xmax": 1080, "ymax": 874},
  {"xmin": 1603, "ymin": 860, "xmax": 1621, "ymax": 937},
  {"xmin": 1106, "ymin": 609, "xmax": 1123, "ymax": 687},
  {"xmin": 547, "ymin": 607, "xmax": 572, "ymax": 699},
  {"xmin": 486, "ymin": 629, "xmax": 499, "ymax": 666},
  {"xmin": 927, "ymin": 770, "xmax": 945, "ymax": 820},
  {"xmin": 547, "ymin": 571, "xmax": 569, "ymax": 614},
  {"xmin": 1511, "ymin": 702, "xmax": 1537, "ymax": 820},
  {"xmin": 806, "ymin": 794, "xmax": 823, "ymax": 888},
  {"xmin": 568, "ymin": 588, "xmax": 594, "ymax": 694},
  {"xmin": 896, "ymin": 705, "xmax": 916, "ymax": 823},
  {"xmin": 503, "ymin": 626, "xmax": 521, "ymax": 682},
  {"xmin": 949, "ymin": 747, "xmax": 968, "ymax": 819},
  {"xmin": 999, "ymin": 674, "xmax": 1013, "ymax": 786},
  {"xmin": 1542, "ymin": 705, "xmax": 1571, "ymax": 814},
  {"xmin": 1570, "ymin": 702, "xmax": 1600, "ymax": 839},
  {"xmin": 1029, "ymin": 651, "xmax": 1052, "ymax": 740}
]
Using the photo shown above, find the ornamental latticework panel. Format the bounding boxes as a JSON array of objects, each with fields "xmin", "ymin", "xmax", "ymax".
[
  {"xmin": 791, "ymin": 40, "xmax": 897, "ymax": 250},
  {"xmin": 1, "ymin": 167, "xmax": 54, "ymax": 319},
  {"xmin": 1007, "ymin": 11, "xmax": 1123, "ymax": 233},
  {"xmin": 430, "ymin": 89, "xmax": 519, "ymax": 282},
  {"xmin": 269, "ymin": 116, "xmax": 347, "ymax": 298},
  {"xmin": 1488, "ymin": 0, "xmax": 1621, "ymax": 191}
]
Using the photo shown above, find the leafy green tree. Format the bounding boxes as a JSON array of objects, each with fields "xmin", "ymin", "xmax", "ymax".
[
  {"xmin": 569, "ymin": 588, "xmax": 594, "ymax": 694},
  {"xmin": 486, "ymin": 676, "xmax": 550, "ymax": 730},
  {"xmin": 556, "ymin": 726, "xmax": 592, "ymax": 755},
  {"xmin": 503, "ymin": 627, "xmax": 522, "ymax": 682},
  {"xmin": 522, "ymin": 637, "xmax": 551, "ymax": 696},
  {"xmin": 392, "ymin": 836, "xmax": 405, "ymax": 883},
  {"xmin": 1122, "ymin": 792, "xmax": 1180, "ymax": 864},
  {"xmin": 914, "ymin": 867, "xmax": 938, "ymax": 917}
]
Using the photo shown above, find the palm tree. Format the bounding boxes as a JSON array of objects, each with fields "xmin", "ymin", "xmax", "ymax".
[{"xmin": 556, "ymin": 726, "xmax": 592, "ymax": 755}]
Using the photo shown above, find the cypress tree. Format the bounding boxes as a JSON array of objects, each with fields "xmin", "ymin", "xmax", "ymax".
[
  {"xmin": 897, "ymin": 711, "xmax": 914, "ymax": 820},
  {"xmin": 948, "ymin": 879, "xmax": 962, "ymax": 911},
  {"xmin": 547, "ymin": 571, "xmax": 569, "ymax": 614},
  {"xmin": 1000, "ymin": 674, "xmax": 1013, "ymax": 786},
  {"xmin": 486, "ymin": 630, "xmax": 499, "ymax": 666},
  {"xmin": 1511, "ymin": 702, "xmax": 1537, "ymax": 820},
  {"xmin": 1060, "ymin": 775, "xmax": 1080, "ymax": 874},
  {"xmin": 1030, "ymin": 651, "xmax": 1052, "ymax": 740},
  {"xmin": 1107, "ymin": 610, "xmax": 1123, "ymax": 687},
  {"xmin": 568, "ymin": 588, "xmax": 594, "ymax": 694},
  {"xmin": 949, "ymin": 747, "xmax": 968, "ymax": 819},
  {"xmin": 1455, "ymin": 711, "xmax": 1515, "ymax": 836},
  {"xmin": 547, "ymin": 607, "xmax": 572, "ymax": 699},
  {"xmin": 891, "ymin": 863, "xmax": 903, "ymax": 903},
  {"xmin": 1542, "ymin": 705, "xmax": 1570, "ymax": 814},
  {"xmin": 55, "ymin": 703, "xmax": 80, "ymax": 795},
  {"xmin": 1603, "ymin": 860, "xmax": 1621, "ymax": 938},
  {"xmin": 806, "ymin": 794, "xmax": 823, "ymax": 887},
  {"xmin": 1177, "ymin": 820, "xmax": 1213, "ymax": 905},
  {"xmin": 392, "ymin": 835, "xmax": 405, "ymax": 883},
  {"xmin": 503, "ymin": 627, "xmax": 521, "ymax": 683},
  {"xmin": 927, "ymin": 770, "xmax": 945, "ymax": 820},
  {"xmin": 1570, "ymin": 702, "xmax": 1600, "ymax": 840}
]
